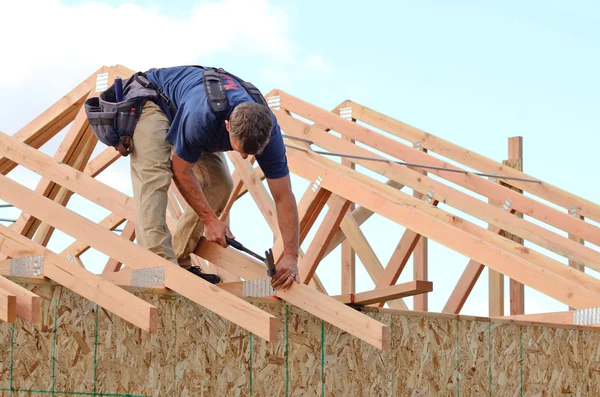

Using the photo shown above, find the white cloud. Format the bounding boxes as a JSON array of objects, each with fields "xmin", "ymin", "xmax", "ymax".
[{"xmin": 0, "ymin": 0, "xmax": 293, "ymax": 97}]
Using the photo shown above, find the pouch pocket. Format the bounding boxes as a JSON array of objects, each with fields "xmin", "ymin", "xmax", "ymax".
[
  {"xmin": 116, "ymin": 110, "xmax": 139, "ymax": 139},
  {"xmin": 85, "ymin": 97, "xmax": 119, "ymax": 146}
]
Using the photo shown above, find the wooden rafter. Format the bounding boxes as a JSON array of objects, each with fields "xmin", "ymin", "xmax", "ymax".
[
  {"xmin": 281, "ymin": 144, "xmax": 600, "ymax": 309},
  {"xmin": 344, "ymin": 100, "xmax": 600, "ymax": 229},
  {"xmin": 273, "ymin": 101, "xmax": 600, "ymax": 271},
  {"xmin": 0, "ymin": 226, "xmax": 158, "ymax": 332},
  {"xmin": 0, "ymin": 128, "xmax": 389, "ymax": 349}
]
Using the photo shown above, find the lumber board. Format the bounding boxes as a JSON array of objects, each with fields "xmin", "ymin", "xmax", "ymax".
[
  {"xmin": 103, "ymin": 220, "xmax": 136, "ymax": 273},
  {"xmin": 0, "ymin": 285, "xmax": 16, "ymax": 323},
  {"xmin": 283, "ymin": 148, "xmax": 600, "ymax": 309},
  {"xmin": 496, "ymin": 310, "xmax": 600, "ymax": 328},
  {"xmin": 339, "ymin": 211, "xmax": 383, "ymax": 281},
  {"xmin": 333, "ymin": 281, "xmax": 432, "ymax": 305},
  {"xmin": 274, "ymin": 91, "xmax": 600, "ymax": 245},
  {"xmin": 276, "ymin": 281, "xmax": 390, "ymax": 350},
  {"xmin": 344, "ymin": 99, "xmax": 600, "ymax": 226},
  {"xmin": 227, "ymin": 151, "xmax": 281, "ymax": 240},
  {"xmin": 0, "ymin": 121, "xmax": 417, "ymax": 348},
  {"xmin": 412, "ymin": 142, "xmax": 429, "ymax": 311},
  {"xmin": 0, "ymin": 67, "xmax": 101, "ymax": 176},
  {"xmin": 0, "ymin": 174, "xmax": 277, "ymax": 342},
  {"xmin": 323, "ymin": 179, "xmax": 404, "ymax": 258},
  {"xmin": 0, "ymin": 274, "xmax": 41, "ymax": 323},
  {"xmin": 0, "ymin": 225, "xmax": 157, "ymax": 332},
  {"xmin": 299, "ymin": 195, "xmax": 351, "ymax": 284},
  {"xmin": 275, "ymin": 110, "xmax": 600, "ymax": 272},
  {"xmin": 60, "ymin": 213, "xmax": 125, "ymax": 258}
]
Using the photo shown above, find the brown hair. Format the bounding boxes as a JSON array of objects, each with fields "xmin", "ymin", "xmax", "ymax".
[{"xmin": 229, "ymin": 102, "xmax": 273, "ymax": 154}]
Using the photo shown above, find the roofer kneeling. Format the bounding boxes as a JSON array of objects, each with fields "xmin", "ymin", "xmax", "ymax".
[{"xmin": 84, "ymin": 65, "xmax": 299, "ymax": 290}]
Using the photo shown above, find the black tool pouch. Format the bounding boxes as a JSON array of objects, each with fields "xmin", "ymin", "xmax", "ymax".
[{"xmin": 84, "ymin": 74, "xmax": 159, "ymax": 147}]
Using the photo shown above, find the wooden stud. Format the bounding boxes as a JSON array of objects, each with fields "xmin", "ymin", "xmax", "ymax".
[
  {"xmin": 506, "ymin": 137, "xmax": 525, "ymax": 316},
  {"xmin": 0, "ymin": 275, "xmax": 41, "ymax": 323},
  {"xmin": 332, "ymin": 281, "xmax": 433, "ymax": 306},
  {"xmin": 341, "ymin": 135, "xmax": 356, "ymax": 295},
  {"xmin": 0, "ymin": 284, "xmax": 17, "ymax": 323},
  {"xmin": 412, "ymin": 142, "xmax": 428, "ymax": 311},
  {"xmin": 569, "ymin": 213, "xmax": 585, "ymax": 310}
]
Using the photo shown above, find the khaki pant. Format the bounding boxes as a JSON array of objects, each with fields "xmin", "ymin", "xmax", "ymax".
[{"xmin": 130, "ymin": 101, "xmax": 233, "ymax": 268}]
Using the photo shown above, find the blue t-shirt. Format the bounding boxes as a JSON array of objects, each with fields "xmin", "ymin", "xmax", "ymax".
[{"xmin": 145, "ymin": 66, "xmax": 289, "ymax": 179}]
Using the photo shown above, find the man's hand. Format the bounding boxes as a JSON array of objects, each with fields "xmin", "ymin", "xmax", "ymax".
[
  {"xmin": 271, "ymin": 254, "xmax": 299, "ymax": 290},
  {"xmin": 205, "ymin": 217, "xmax": 234, "ymax": 248}
]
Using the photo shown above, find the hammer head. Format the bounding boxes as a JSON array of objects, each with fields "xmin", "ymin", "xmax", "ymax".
[{"xmin": 265, "ymin": 248, "xmax": 276, "ymax": 277}]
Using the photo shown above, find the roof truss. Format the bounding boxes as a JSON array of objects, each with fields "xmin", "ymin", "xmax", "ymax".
[{"xmin": 0, "ymin": 64, "xmax": 598, "ymax": 352}]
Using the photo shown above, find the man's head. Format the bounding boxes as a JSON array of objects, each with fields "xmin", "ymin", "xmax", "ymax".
[{"xmin": 226, "ymin": 102, "xmax": 273, "ymax": 159}]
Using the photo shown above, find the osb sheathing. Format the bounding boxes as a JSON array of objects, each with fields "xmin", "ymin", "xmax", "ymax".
[{"xmin": 1, "ymin": 282, "xmax": 600, "ymax": 396}]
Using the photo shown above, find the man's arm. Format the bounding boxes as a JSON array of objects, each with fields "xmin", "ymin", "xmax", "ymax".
[
  {"xmin": 172, "ymin": 153, "xmax": 233, "ymax": 247},
  {"xmin": 267, "ymin": 173, "xmax": 299, "ymax": 289}
]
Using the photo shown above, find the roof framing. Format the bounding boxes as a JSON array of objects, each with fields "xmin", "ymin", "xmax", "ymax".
[{"xmin": 0, "ymin": 64, "xmax": 598, "ymax": 349}]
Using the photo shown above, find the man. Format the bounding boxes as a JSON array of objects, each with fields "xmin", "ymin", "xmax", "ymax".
[{"xmin": 108, "ymin": 65, "xmax": 299, "ymax": 290}]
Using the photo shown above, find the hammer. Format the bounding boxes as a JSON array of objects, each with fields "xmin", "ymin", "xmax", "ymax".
[{"xmin": 226, "ymin": 237, "xmax": 276, "ymax": 277}]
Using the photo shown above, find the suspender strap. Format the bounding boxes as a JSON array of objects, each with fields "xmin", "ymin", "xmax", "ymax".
[
  {"xmin": 203, "ymin": 68, "xmax": 229, "ymax": 117},
  {"xmin": 134, "ymin": 72, "xmax": 177, "ymax": 114}
]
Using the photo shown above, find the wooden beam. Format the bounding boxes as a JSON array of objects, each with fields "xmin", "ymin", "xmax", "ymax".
[
  {"xmin": 274, "ymin": 110, "xmax": 600, "ymax": 272},
  {"xmin": 496, "ymin": 309, "xmax": 600, "ymax": 328},
  {"xmin": 333, "ymin": 281, "xmax": 432, "ymax": 305},
  {"xmin": 0, "ymin": 174, "xmax": 277, "ymax": 342},
  {"xmin": 0, "ymin": 67, "xmax": 101, "ymax": 176},
  {"xmin": 569, "ymin": 213, "xmax": 585, "ymax": 310},
  {"xmin": 299, "ymin": 195, "xmax": 352, "ymax": 284},
  {"xmin": 339, "ymin": 212, "xmax": 383, "ymax": 281},
  {"xmin": 443, "ymin": 260, "xmax": 485, "ymax": 315},
  {"xmin": 277, "ymin": 282, "xmax": 389, "ymax": 350},
  {"xmin": 272, "ymin": 91, "xmax": 600, "ymax": 246},
  {"xmin": 283, "ymin": 148, "xmax": 600, "ymax": 309},
  {"xmin": 103, "ymin": 220, "xmax": 136, "ymax": 273},
  {"xmin": 0, "ymin": 275, "xmax": 41, "ymax": 323},
  {"xmin": 344, "ymin": 99, "xmax": 600, "ymax": 227},
  {"xmin": 0, "ymin": 285, "xmax": 16, "ymax": 323},
  {"xmin": 323, "ymin": 180, "xmax": 404, "ymax": 258},
  {"xmin": 412, "ymin": 142, "xmax": 428, "ymax": 311},
  {"xmin": 341, "ymin": 135, "xmax": 356, "ymax": 295},
  {"xmin": 60, "ymin": 214, "xmax": 125, "ymax": 258},
  {"xmin": 506, "ymin": 137, "xmax": 525, "ymax": 316},
  {"xmin": 0, "ymin": 226, "xmax": 157, "ymax": 332},
  {"xmin": 227, "ymin": 152, "xmax": 281, "ymax": 241}
]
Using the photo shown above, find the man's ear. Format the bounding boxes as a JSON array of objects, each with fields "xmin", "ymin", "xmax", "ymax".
[{"xmin": 225, "ymin": 120, "xmax": 230, "ymax": 131}]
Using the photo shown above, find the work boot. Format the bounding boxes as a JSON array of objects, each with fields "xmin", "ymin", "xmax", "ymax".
[{"xmin": 186, "ymin": 266, "xmax": 222, "ymax": 284}]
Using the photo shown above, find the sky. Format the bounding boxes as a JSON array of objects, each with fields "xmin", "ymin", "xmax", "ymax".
[{"xmin": 0, "ymin": 0, "xmax": 599, "ymax": 318}]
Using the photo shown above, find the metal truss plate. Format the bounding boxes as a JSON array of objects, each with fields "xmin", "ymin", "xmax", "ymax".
[
  {"xmin": 131, "ymin": 267, "xmax": 165, "ymax": 288},
  {"xmin": 95, "ymin": 72, "xmax": 109, "ymax": 92},
  {"xmin": 242, "ymin": 278, "xmax": 275, "ymax": 297},
  {"xmin": 339, "ymin": 107, "xmax": 352, "ymax": 120},
  {"xmin": 10, "ymin": 255, "xmax": 44, "ymax": 277},
  {"xmin": 574, "ymin": 307, "xmax": 600, "ymax": 325},
  {"xmin": 267, "ymin": 95, "xmax": 280, "ymax": 110}
]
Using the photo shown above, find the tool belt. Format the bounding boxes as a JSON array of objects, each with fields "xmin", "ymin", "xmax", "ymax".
[
  {"xmin": 84, "ymin": 73, "xmax": 162, "ymax": 147},
  {"xmin": 84, "ymin": 66, "xmax": 268, "ymax": 148}
]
